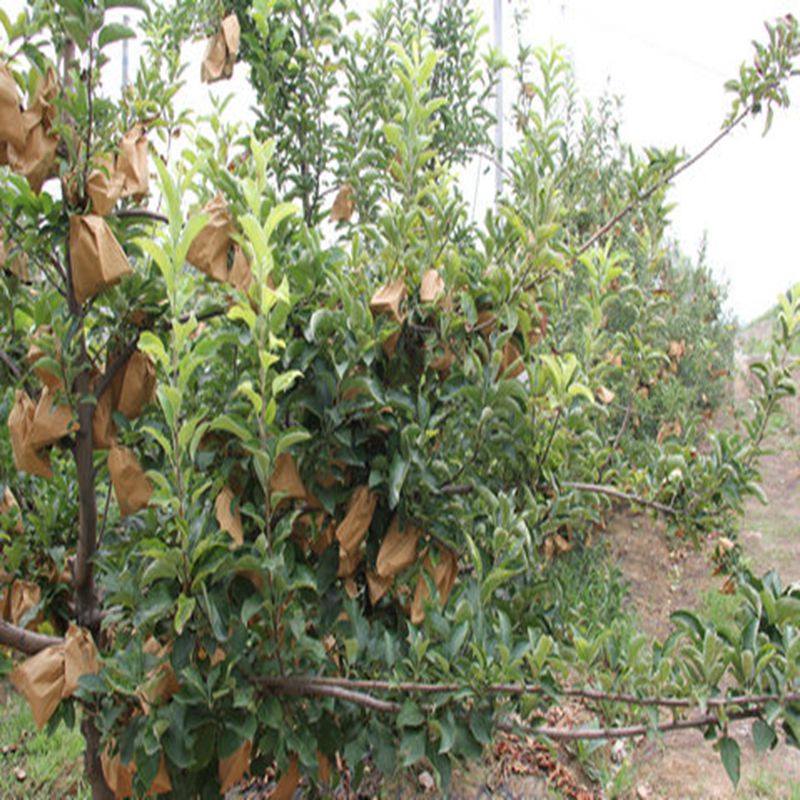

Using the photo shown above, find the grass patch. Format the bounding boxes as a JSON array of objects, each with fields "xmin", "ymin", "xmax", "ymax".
[
  {"xmin": 697, "ymin": 587, "xmax": 742, "ymax": 641},
  {"xmin": 741, "ymin": 766, "xmax": 800, "ymax": 799},
  {"xmin": 0, "ymin": 684, "xmax": 89, "ymax": 799}
]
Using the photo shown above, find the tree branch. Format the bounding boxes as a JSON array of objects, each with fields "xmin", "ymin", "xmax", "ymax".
[
  {"xmin": 113, "ymin": 208, "xmax": 169, "ymax": 225},
  {"xmin": 0, "ymin": 619, "xmax": 63, "ymax": 655},
  {"xmin": 562, "ymin": 481, "xmax": 676, "ymax": 515}
]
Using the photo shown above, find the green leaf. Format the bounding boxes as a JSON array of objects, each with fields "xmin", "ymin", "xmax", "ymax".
[
  {"xmin": 388, "ymin": 453, "xmax": 409, "ymax": 509},
  {"xmin": 98, "ymin": 22, "xmax": 136, "ymax": 49},
  {"xmin": 174, "ymin": 593, "xmax": 196, "ymax": 635},
  {"xmin": 397, "ymin": 701, "xmax": 424, "ymax": 728},
  {"xmin": 752, "ymin": 719, "xmax": 776, "ymax": 753},
  {"xmin": 400, "ymin": 728, "xmax": 427, "ymax": 767},
  {"xmin": 719, "ymin": 736, "xmax": 740, "ymax": 787},
  {"xmin": 105, "ymin": 0, "xmax": 149, "ymax": 11}
]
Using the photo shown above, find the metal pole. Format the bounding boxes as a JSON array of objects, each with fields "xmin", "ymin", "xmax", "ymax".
[
  {"xmin": 122, "ymin": 15, "xmax": 130, "ymax": 88},
  {"xmin": 493, "ymin": 0, "xmax": 503, "ymax": 199}
]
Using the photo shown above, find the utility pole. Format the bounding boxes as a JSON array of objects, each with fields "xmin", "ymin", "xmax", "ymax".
[{"xmin": 494, "ymin": 0, "xmax": 503, "ymax": 199}]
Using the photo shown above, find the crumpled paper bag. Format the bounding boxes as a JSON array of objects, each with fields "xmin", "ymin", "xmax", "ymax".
[
  {"xmin": 201, "ymin": 14, "xmax": 241, "ymax": 84},
  {"xmin": 186, "ymin": 195, "xmax": 234, "ymax": 283},
  {"xmin": 419, "ymin": 269, "xmax": 445, "ymax": 305},
  {"xmin": 370, "ymin": 279, "xmax": 407, "ymax": 359},
  {"xmin": 215, "ymin": 486, "xmax": 244, "ymax": 546},
  {"xmin": 229, "ymin": 245, "xmax": 252, "ymax": 292},
  {"xmin": 0, "ymin": 229, "xmax": 30, "ymax": 280},
  {"xmin": 117, "ymin": 125, "xmax": 149, "ymax": 199},
  {"xmin": 331, "ymin": 183, "xmax": 355, "ymax": 222},
  {"xmin": 69, "ymin": 215, "xmax": 133, "ymax": 304},
  {"xmin": 28, "ymin": 386, "xmax": 77, "ymax": 450},
  {"xmin": 7, "ymin": 579, "xmax": 41, "ymax": 627},
  {"xmin": 112, "ymin": 350, "xmax": 156, "ymax": 420},
  {"xmin": 108, "ymin": 445, "xmax": 152, "ymax": 516},
  {"xmin": 500, "ymin": 340, "xmax": 524, "ymax": 379},
  {"xmin": 219, "ymin": 738, "xmax": 252, "ymax": 794},
  {"xmin": 376, "ymin": 516, "xmax": 420, "ymax": 578},
  {"xmin": 101, "ymin": 748, "xmax": 171, "ymax": 799},
  {"xmin": 7, "ymin": 67, "xmax": 59, "ymax": 194},
  {"xmin": 410, "ymin": 545, "xmax": 458, "ymax": 624},
  {"xmin": 367, "ymin": 569, "xmax": 394, "ymax": 605},
  {"xmin": 270, "ymin": 452, "xmax": 306, "ymax": 504},
  {"xmin": 270, "ymin": 754, "xmax": 300, "ymax": 800},
  {"xmin": 1, "ymin": 486, "xmax": 23, "ymax": 534},
  {"xmin": 87, "ymin": 155, "xmax": 125, "ymax": 216},
  {"xmin": 0, "ymin": 62, "xmax": 25, "ymax": 151},
  {"xmin": 9, "ymin": 624, "xmax": 99, "ymax": 730},
  {"xmin": 26, "ymin": 326, "xmax": 63, "ymax": 389},
  {"xmin": 335, "ymin": 485, "xmax": 376, "ymax": 578},
  {"xmin": 137, "ymin": 638, "xmax": 180, "ymax": 713},
  {"xmin": 9, "ymin": 642, "xmax": 64, "ymax": 729},
  {"xmin": 8, "ymin": 389, "xmax": 52, "ymax": 478}
]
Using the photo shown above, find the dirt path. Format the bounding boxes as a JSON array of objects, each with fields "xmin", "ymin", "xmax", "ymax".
[{"xmin": 609, "ymin": 348, "xmax": 800, "ymax": 799}]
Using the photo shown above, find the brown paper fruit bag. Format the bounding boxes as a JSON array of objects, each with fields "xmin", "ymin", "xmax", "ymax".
[
  {"xmin": 8, "ymin": 390, "xmax": 52, "ymax": 478},
  {"xmin": 335, "ymin": 485, "xmax": 377, "ymax": 557},
  {"xmin": 201, "ymin": 14, "xmax": 241, "ymax": 83},
  {"xmin": 186, "ymin": 195, "xmax": 234, "ymax": 282},
  {"xmin": 270, "ymin": 452, "xmax": 306, "ymax": 504},
  {"xmin": 10, "ymin": 644, "xmax": 65, "ymax": 729},
  {"xmin": 410, "ymin": 546, "xmax": 458, "ymax": 625},
  {"xmin": 69, "ymin": 215, "xmax": 133, "ymax": 304},
  {"xmin": 108, "ymin": 445, "xmax": 152, "ymax": 516},
  {"xmin": 62, "ymin": 624, "xmax": 100, "ymax": 697},
  {"xmin": 367, "ymin": 569, "xmax": 394, "ymax": 605},
  {"xmin": 7, "ymin": 579, "xmax": 42, "ymax": 627},
  {"xmin": 113, "ymin": 350, "xmax": 156, "ymax": 420},
  {"xmin": 270, "ymin": 754, "xmax": 300, "ymax": 800},
  {"xmin": 1, "ymin": 486, "xmax": 23, "ymax": 534},
  {"xmin": 0, "ymin": 229, "xmax": 30, "ymax": 280},
  {"xmin": 28, "ymin": 387, "xmax": 77, "ymax": 450},
  {"xmin": 219, "ymin": 738, "xmax": 252, "ymax": 794},
  {"xmin": 215, "ymin": 486, "xmax": 244, "ymax": 546},
  {"xmin": 420, "ymin": 269, "xmax": 445, "ymax": 305},
  {"xmin": 137, "ymin": 638, "xmax": 180, "ymax": 713},
  {"xmin": 0, "ymin": 62, "xmax": 25, "ymax": 151},
  {"xmin": 370, "ymin": 279, "xmax": 406, "ymax": 359},
  {"xmin": 376, "ymin": 515, "xmax": 421, "ymax": 578},
  {"xmin": 331, "ymin": 183, "xmax": 355, "ymax": 222},
  {"xmin": 7, "ymin": 67, "xmax": 59, "ymax": 194},
  {"xmin": 229, "ymin": 245, "xmax": 252, "ymax": 292},
  {"xmin": 26, "ymin": 326, "xmax": 63, "ymax": 389},
  {"xmin": 101, "ymin": 748, "xmax": 135, "ymax": 799},
  {"xmin": 87, "ymin": 155, "xmax": 125, "ymax": 216},
  {"xmin": 117, "ymin": 125, "xmax": 149, "ymax": 199}
]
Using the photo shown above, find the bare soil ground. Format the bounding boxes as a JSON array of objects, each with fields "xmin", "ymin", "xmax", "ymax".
[{"xmin": 610, "ymin": 346, "xmax": 800, "ymax": 799}]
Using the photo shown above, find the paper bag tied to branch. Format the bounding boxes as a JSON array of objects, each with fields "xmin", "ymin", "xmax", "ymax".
[
  {"xmin": 219, "ymin": 739, "xmax": 253, "ymax": 794},
  {"xmin": 26, "ymin": 326, "xmax": 63, "ymax": 389},
  {"xmin": 1, "ymin": 486, "xmax": 23, "ymax": 534},
  {"xmin": 419, "ymin": 269, "xmax": 445, "ymax": 305},
  {"xmin": 410, "ymin": 546, "xmax": 458, "ymax": 625},
  {"xmin": 69, "ymin": 215, "xmax": 133, "ymax": 305},
  {"xmin": 8, "ymin": 389, "xmax": 52, "ymax": 478},
  {"xmin": 91, "ymin": 371, "xmax": 117, "ymax": 450},
  {"xmin": 117, "ymin": 125, "xmax": 149, "ymax": 199},
  {"xmin": 28, "ymin": 387, "xmax": 77, "ymax": 450},
  {"xmin": 201, "ymin": 14, "xmax": 241, "ymax": 84},
  {"xmin": 186, "ymin": 195, "xmax": 234, "ymax": 283},
  {"xmin": 376, "ymin": 515, "xmax": 421, "ymax": 578},
  {"xmin": 370, "ymin": 279, "xmax": 407, "ymax": 359},
  {"xmin": 101, "ymin": 748, "xmax": 171, "ymax": 800},
  {"xmin": 10, "ymin": 624, "xmax": 99, "ymax": 730},
  {"xmin": 335, "ymin": 485, "xmax": 377, "ymax": 578},
  {"xmin": 112, "ymin": 350, "xmax": 156, "ymax": 420},
  {"xmin": 7, "ymin": 579, "xmax": 41, "ymax": 628},
  {"xmin": 108, "ymin": 445, "xmax": 152, "ymax": 516},
  {"xmin": 0, "ymin": 62, "xmax": 25, "ymax": 152},
  {"xmin": 87, "ymin": 155, "xmax": 125, "ymax": 216},
  {"xmin": 7, "ymin": 67, "xmax": 59, "ymax": 194},
  {"xmin": 215, "ymin": 486, "xmax": 244, "ymax": 547},
  {"xmin": 331, "ymin": 183, "xmax": 355, "ymax": 222}
]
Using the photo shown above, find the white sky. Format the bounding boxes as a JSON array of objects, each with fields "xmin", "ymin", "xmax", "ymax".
[{"xmin": 4, "ymin": 0, "xmax": 799, "ymax": 321}]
